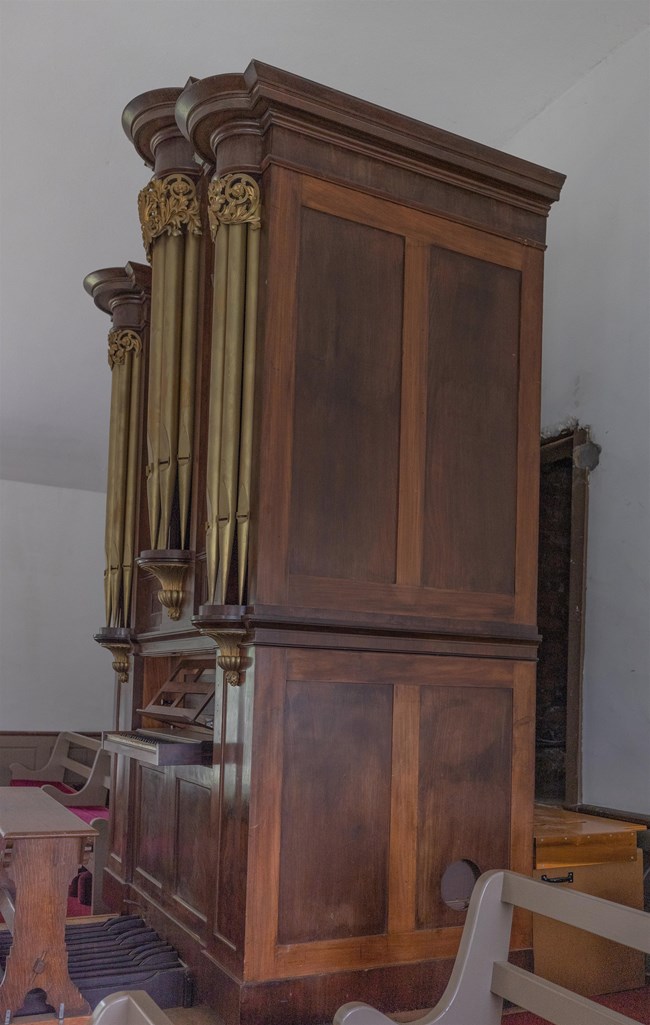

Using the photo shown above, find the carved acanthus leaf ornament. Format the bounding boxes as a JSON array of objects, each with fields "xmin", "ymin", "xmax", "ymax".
[
  {"xmin": 138, "ymin": 173, "xmax": 202, "ymax": 261},
  {"xmin": 107, "ymin": 329, "xmax": 142, "ymax": 369},
  {"xmin": 207, "ymin": 173, "xmax": 261, "ymax": 241}
]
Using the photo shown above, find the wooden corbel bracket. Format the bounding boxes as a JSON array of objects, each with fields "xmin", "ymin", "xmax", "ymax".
[
  {"xmin": 192, "ymin": 605, "xmax": 251, "ymax": 686},
  {"xmin": 93, "ymin": 627, "xmax": 136, "ymax": 685}
]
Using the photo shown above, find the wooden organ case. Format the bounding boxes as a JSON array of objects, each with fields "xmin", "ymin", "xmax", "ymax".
[{"xmin": 85, "ymin": 64, "xmax": 564, "ymax": 1025}]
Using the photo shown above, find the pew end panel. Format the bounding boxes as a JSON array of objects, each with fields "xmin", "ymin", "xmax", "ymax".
[
  {"xmin": 334, "ymin": 869, "xmax": 650, "ymax": 1025},
  {"xmin": 10, "ymin": 731, "xmax": 111, "ymax": 808}
]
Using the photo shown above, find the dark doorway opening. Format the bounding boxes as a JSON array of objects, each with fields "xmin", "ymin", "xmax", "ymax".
[{"xmin": 536, "ymin": 425, "xmax": 600, "ymax": 805}]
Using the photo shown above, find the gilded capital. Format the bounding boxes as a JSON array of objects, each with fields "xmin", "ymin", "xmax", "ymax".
[
  {"xmin": 108, "ymin": 329, "xmax": 142, "ymax": 369},
  {"xmin": 138, "ymin": 173, "xmax": 202, "ymax": 260},
  {"xmin": 207, "ymin": 173, "xmax": 261, "ymax": 241}
]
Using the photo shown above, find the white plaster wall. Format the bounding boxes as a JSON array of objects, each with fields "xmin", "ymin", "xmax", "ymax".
[
  {"xmin": 0, "ymin": 479, "xmax": 114, "ymax": 730},
  {"xmin": 505, "ymin": 31, "xmax": 650, "ymax": 813}
]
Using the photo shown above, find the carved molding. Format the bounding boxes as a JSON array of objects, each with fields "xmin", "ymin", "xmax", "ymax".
[
  {"xmin": 107, "ymin": 329, "xmax": 142, "ymax": 369},
  {"xmin": 197, "ymin": 627, "xmax": 250, "ymax": 687},
  {"xmin": 136, "ymin": 551, "xmax": 192, "ymax": 621},
  {"xmin": 207, "ymin": 173, "xmax": 261, "ymax": 241},
  {"xmin": 94, "ymin": 628, "xmax": 134, "ymax": 685},
  {"xmin": 104, "ymin": 642, "xmax": 132, "ymax": 685},
  {"xmin": 138, "ymin": 173, "xmax": 202, "ymax": 260}
]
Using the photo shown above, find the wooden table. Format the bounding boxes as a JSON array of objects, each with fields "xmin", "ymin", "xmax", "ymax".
[{"xmin": 0, "ymin": 787, "xmax": 97, "ymax": 1018}]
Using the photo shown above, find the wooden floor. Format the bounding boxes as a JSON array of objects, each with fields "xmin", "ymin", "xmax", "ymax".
[
  {"xmin": 165, "ymin": 1011, "xmax": 431, "ymax": 1025},
  {"xmin": 164, "ymin": 1007, "xmax": 527, "ymax": 1025},
  {"xmin": 166, "ymin": 1008, "xmax": 224, "ymax": 1025}
]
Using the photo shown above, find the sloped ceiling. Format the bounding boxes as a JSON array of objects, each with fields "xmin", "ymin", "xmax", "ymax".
[{"xmin": 1, "ymin": 0, "xmax": 648, "ymax": 492}]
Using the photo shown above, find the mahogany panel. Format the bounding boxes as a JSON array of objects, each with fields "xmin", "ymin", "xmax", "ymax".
[
  {"xmin": 175, "ymin": 775, "xmax": 211, "ymax": 917},
  {"xmin": 422, "ymin": 247, "xmax": 520, "ymax": 595},
  {"xmin": 108, "ymin": 749, "xmax": 128, "ymax": 870},
  {"xmin": 513, "ymin": 246, "xmax": 544, "ymax": 626},
  {"xmin": 277, "ymin": 680, "xmax": 393, "ymax": 944},
  {"xmin": 134, "ymin": 764, "xmax": 169, "ymax": 890},
  {"xmin": 252, "ymin": 167, "xmax": 301, "ymax": 606},
  {"xmin": 244, "ymin": 647, "xmax": 287, "ymax": 980},
  {"xmin": 214, "ymin": 671, "xmax": 252, "ymax": 955},
  {"xmin": 289, "ymin": 207, "xmax": 403, "ymax": 584},
  {"xmin": 416, "ymin": 685, "xmax": 512, "ymax": 930},
  {"xmin": 301, "ymin": 177, "xmax": 525, "ymax": 270}
]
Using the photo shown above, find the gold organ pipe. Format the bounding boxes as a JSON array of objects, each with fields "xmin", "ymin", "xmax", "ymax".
[
  {"xmin": 217, "ymin": 223, "xmax": 247, "ymax": 605},
  {"xmin": 121, "ymin": 345, "xmax": 143, "ymax": 626},
  {"xmin": 109, "ymin": 360, "xmax": 133, "ymax": 625},
  {"xmin": 157, "ymin": 232, "xmax": 185, "ymax": 549},
  {"xmin": 236, "ymin": 225, "xmax": 261, "ymax": 603},
  {"xmin": 177, "ymin": 230, "xmax": 201, "ymax": 548},
  {"xmin": 205, "ymin": 225, "xmax": 230, "ymax": 603},
  {"xmin": 104, "ymin": 359, "xmax": 121, "ymax": 626},
  {"xmin": 146, "ymin": 235, "xmax": 167, "ymax": 550}
]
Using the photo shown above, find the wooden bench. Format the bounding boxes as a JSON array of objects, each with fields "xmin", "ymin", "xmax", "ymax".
[
  {"xmin": 91, "ymin": 990, "xmax": 175, "ymax": 1025},
  {"xmin": 0, "ymin": 787, "xmax": 97, "ymax": 1018},
  {"xmin": 9, "ymin": 731, "xmax": 110, "ymax": 808},
  {"xmin": 334, "ymin": 869, "xmax": 650, "ymax": 1025},
  {"xmin": 9, "ymin": 732, "xmax": 111, "ymax": 913}
]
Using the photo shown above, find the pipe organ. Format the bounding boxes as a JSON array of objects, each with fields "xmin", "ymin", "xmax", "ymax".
[{"xmin": 85, "ymin": 63, "xmax": 564, "ymax": 1025}]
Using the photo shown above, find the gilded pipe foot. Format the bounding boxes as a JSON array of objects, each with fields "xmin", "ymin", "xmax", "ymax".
[{"xmin": 137, "ymin": 550, "xmax": 193, "ymax": 621}]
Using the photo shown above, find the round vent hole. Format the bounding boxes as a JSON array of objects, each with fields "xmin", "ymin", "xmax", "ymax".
[{"xmin": 440, "ymin": 859, "xmax": 481, "ymax": 911}]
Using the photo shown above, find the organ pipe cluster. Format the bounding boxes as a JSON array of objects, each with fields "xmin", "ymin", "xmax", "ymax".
[
  {"xmin": 138, "ymin": 172, "xmax": 202, "ymax": 552},
  {"xmin": 205, "ymin": 172, "xmax": 261, "ymax": 606},
  {"xmin": 89, "ymin": 168, "xmax": 262, "ymax": 645}
]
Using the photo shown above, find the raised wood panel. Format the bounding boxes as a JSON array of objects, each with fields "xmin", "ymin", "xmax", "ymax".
[
  {"xmin": 134, "ymin": 764, "xmax": 169, "ymax": 891},
  {"xmin": 289, "ymin": 208, "xmax": 403, "ymax": 585},
  {"xmin": 257, "ymin": 170, "xmax": 535, "ymax": 625},
  {"xmin": 109, "ymin": 749, "xmax": 128, "ymax": 871},
  {"xmin": 277, "ymin": 680, "xmax": 393, "ymax": 944},
  {"xmin": 214, "ymin": 671, "xmax": 252, "ymax": 955},
  {"xmin": 416, "ymin": 685, "xmax": 512, "ymax": 930},
  {"xmin": 245, "ymin": 647, "xmax": 288, "ymax": 980},
  {"xmin": 422, "ymin": 248, "xmax": 520, "ymax": 595},
  {"xmin": 240, "ymin": 648, "xmax": 531, "ymax": 981},
  {"xmin": 301, "ymin": 177, "xmax": 526, "ymax": 271},
  {"xmin": 175, "ymin": 775, "xmax": 211, "ymax": 917},
  {"xmin": 252, "ymin": 167, "xmax": 301, "ymax": 606}
]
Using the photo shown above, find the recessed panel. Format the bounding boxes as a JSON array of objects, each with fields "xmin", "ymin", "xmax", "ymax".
[
  {"xmin": 215, "ymin": 680, "xmax": 249, "ymax": 950},
  {"xmin": 175, "ymin": 777, "xmax": 211, "ymax": 915},
  {"xmin": 278, "ymin": 680, "xmax": 393, "ymax": 943},
  {"xmin": 289, "ymin": 208, "xmax": 403, "ymax": 584},
  {"xmin": 416, "ymin": 685, "xmax": 512, "ymax": 929},
  {"xmin": 135, "ymin": 764, "xmax": 168, "ymax": 885},
  {"xmin": 423, "ymin": 248, "xmax": 520, "ymax": 595}
]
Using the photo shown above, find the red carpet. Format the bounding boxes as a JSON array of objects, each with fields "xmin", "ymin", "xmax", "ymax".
[
  {"xmin": 504, "ymin": 984, "xmax": 650, "ymax": 1023},
  {"xmin": 0, "ymin": 870, "xmax": 92, "ymax": 923}
]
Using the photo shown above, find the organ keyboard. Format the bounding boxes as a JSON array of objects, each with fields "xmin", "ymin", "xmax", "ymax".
[{"xmin": 103, "ymin": 728, "xmax": 213, "ymax": 766}]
